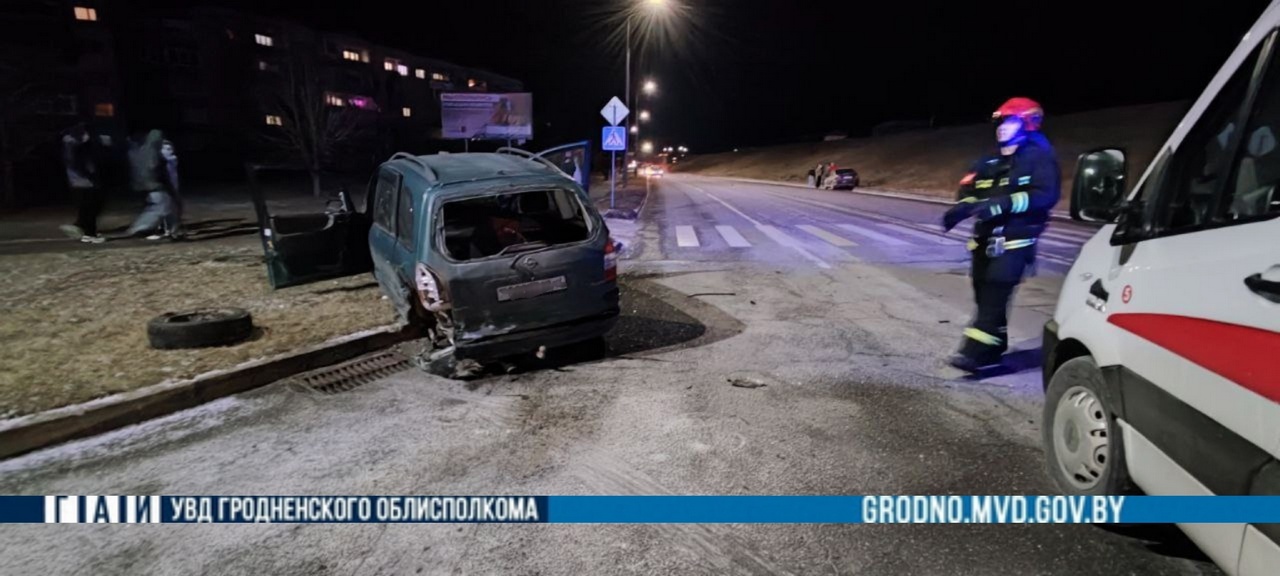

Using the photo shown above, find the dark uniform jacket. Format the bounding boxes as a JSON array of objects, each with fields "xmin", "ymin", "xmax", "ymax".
[{"xmin": 952, "ymin": 132, "xmax": 1061, "ymax": 281}]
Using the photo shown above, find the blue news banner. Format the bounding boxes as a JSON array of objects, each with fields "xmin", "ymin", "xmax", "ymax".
[{"xmin": 4, "ymin": 495, "xmax": 1280, "ymax": 524}]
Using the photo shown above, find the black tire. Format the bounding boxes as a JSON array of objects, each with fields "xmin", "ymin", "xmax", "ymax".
[
  {"xmin": 147, "ymin": 308, "xmax": 254, "ymax": 350},
  {"xmin": 1042, "ymin": 356, "xmax": 1134, "ymax": 496}
]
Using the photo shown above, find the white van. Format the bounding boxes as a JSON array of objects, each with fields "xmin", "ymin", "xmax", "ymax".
[{"xmin": 1041, "ymin": 2, "xmax": 1280, "ymax": 574}]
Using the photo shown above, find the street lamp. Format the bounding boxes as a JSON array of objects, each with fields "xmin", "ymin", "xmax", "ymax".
[
  {"xmin": 643, "ymin": 79, "xmax": 658, "ymax": 95},
  {"xmin": 641, "ymin": 141, "xmax": 654, "ymax": 154},
  {"xmin": 630, "ymin": 125, "xmax": 639, "ymax": 134},
  {"xmin": 624, "ymin": 0, "xmax": 671, "ymax": 184},
  {"xmin": 639, "ymin": 110, "xmax": 651, "ymax": 122}
]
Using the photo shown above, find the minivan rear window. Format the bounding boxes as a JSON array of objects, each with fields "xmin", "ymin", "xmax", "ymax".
[{"xmin": 440, "ymin": 189, "xmax": 592, "ymax": 261}]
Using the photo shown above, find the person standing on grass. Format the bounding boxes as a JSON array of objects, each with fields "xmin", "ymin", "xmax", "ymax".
[
  {"xmin": 58, "ymin": 124, "xmax": 106, "ymax": 244},
  {"xmin": 160, "ymin": 139, "xmax": 185, "ymax": 239},
  {"xmin": 125, "ymin": 130, "xmax": 180, "ymax": 241}
]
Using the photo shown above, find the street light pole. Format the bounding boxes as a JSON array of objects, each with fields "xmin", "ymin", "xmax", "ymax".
[{"xmin": 623, "ymin": 16, "xmax": 632, "ymax": 186}]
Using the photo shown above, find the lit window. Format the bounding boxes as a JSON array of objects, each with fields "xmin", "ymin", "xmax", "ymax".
[
  {"xmin": 94, "ymin": 103, "xmax": 114, "ymax": 117},
  {"xmin": 255, "ymin": 34, "xmax": 273, "ymax": 47},
  {"xmin": 342, "ymin": 50, "xmax": 361, "ymax": 62},
  {"xmin": 431, "ymin": 72, "xmax": 447, "ymax": 82},
  {"xmin": 383, "ymin": 59, "xmax": 395, "ymax": 71},
  {"xmin": 74, "ymin": 7, "xmax": 97, "ymax": 21},
  {"xmin": 265, "ymin": 115, "xmax": 282, "ymax": 126},
  {"xmin": 325, "ymin": 93, "xmax": 345, "ymax": 107},
  {"xmin": 257, "ymin": 60, "xmax": 277, "ymax": 72},
  {"xmin": 395, "ymin": 64, "xmax": 408, "ymax": 77},
  {"xmin": 467, "ymin": 78, "xmax": 477, "ymax": 88},
  {"xmin": 415, "ymin": 68, "xmax": 425, "ymax": 79},
  {"xmin": 402, "ymin": 107, "xmax": 411, "ymax": 117}
]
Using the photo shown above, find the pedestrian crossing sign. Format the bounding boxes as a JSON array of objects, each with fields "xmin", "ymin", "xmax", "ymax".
[{"xmin": 602, "ymin": 126, "xmax": 627, "ymax": 152}]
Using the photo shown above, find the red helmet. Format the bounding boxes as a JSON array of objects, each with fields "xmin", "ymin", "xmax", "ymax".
[{"xmin": 993, "ymin": 97, "xmax": 1044, "ymax": 131}]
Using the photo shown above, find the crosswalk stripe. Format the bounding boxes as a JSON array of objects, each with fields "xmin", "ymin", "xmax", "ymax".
[
  {"xmin": 797, "ymin": 224, "xmax": 857, "ymax": 247},
  {"xmin": 675, "ymin": 225, "xmax": 699, "ymax": 247},
  {"xmin": 955, "ymin": 223, "xmax": 1086, "ymax": 245},
  {"xmin": 1037, "ymin": 236, "xmax": 1075, "ymax": 248},
  {"xmin": 835, "ymin": 223, "xmax": 912, "ymax": 246},
  {"xmin": 715, "ymin": 225, "xmax": 752, "ymax": 248},
  {"xmin": 1046, "ymin": 226, "xmax": 1096, "ymax": 240},
  {"xmin": 757, "ymin": 225, "xmax": 832, "ymax": 269},
  {"xmin": 881, "ymin": 224, "xmax": 957, "ymax": 244}
]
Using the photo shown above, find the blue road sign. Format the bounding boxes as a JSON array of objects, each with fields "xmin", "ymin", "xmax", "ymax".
[{"xmin": 602, "ymin": 126, "xmax": 627, "ymax": 152}]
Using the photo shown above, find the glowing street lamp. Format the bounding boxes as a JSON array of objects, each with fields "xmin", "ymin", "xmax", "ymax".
[
  {"xmin": 641, "ymin": 141, "xmax": 654, "ymax": 154},
  {"xmin": 630, "ymin": 125, "xmax": 639, "ymax": 134},
  {"xmin": 639, "ymin": 110, "xmax": 651, "ymax": 122},
  {"xmin": 643, "ymin": 79, "xmax": 658, "ymax": 95}
]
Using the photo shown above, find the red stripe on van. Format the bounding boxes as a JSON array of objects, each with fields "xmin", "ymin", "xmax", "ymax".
[{"xmin": 1108, "ymin": 313, "xmax": 1280, "ymax": 403}]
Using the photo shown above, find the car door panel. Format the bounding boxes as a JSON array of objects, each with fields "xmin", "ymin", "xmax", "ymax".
[{"xmin": 248, "ymin": 165, "xmax": 372, "ymax": 289}]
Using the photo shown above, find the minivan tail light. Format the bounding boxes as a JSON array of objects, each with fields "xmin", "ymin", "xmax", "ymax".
[
  {"xmin": 415, "ymin": 262, "xmax": 446, "ymax": 311},
  {"xmin": 603, "ymin": 235, "xmax": 618, "ymax": 282}
]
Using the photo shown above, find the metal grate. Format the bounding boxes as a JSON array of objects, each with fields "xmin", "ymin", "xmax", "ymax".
[{"xmin": 290, "ymin": 351, "xmax": 411, "ymax": 394}]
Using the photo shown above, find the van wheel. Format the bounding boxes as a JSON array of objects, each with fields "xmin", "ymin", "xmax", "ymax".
[{"xmin": 1042, "ymin": 356, "xmax": 1132, "ymax": 495}]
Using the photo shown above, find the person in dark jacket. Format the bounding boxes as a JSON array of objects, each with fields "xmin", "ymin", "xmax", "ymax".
[
  {"xmin": 942, "ymin": 97, "xmax": 1061, "ymax": 372},
  {"xmin": 125, "ymin": 130, "xmax": 180, "ymax": 240},
  {"xmin": 58, "ymin": 124, "xmax": 106, "ymax": 243}
]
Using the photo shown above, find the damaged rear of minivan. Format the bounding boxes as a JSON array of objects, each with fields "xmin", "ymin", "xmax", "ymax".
[{"xmin": 369, "ymin": 147, "xmax": 618, "ymax": 362}]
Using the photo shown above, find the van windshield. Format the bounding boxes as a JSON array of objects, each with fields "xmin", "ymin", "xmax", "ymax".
[{"xmin": 440, "ymin": 189, "xmax": 592, "ymax": 261}]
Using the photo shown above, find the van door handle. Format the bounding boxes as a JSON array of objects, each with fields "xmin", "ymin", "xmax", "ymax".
[
  {"xmin": 1244, "ymin": 273, "xmax": 1280, "ymax": 303},
  {"xmin": 1089, "ymin": 280, "xmax": 1109, "ymax": 302}
]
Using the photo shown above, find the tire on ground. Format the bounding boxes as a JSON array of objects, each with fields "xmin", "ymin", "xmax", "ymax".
[
  {"xmin": 1042, "ymin": 355, "xmax": 1134, "ymax": 496},
  {"xmin": 147, "ymin": 308, "xmax": 254, "ymax": 350}
]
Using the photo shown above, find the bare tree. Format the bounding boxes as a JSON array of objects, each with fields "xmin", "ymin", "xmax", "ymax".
[{"xmin": 259, "ymin": 56, "xmax": 373, "ymax": 197}]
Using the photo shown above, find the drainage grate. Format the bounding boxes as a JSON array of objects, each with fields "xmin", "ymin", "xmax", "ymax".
[{"xmin": 290, "ymin": 351, "xmax": 411, "ymax": 394}]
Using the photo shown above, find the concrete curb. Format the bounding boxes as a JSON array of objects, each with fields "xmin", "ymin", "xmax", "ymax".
[
  {"xmin": 709, "ymin": 176, "xmax": 1076, "ymax": 222},
  {"xmin": 0, "ymin": 323, "xmax": 420, "ymax": 460}
]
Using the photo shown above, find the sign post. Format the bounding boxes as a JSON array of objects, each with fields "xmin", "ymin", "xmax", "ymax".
[{"xmin": 600, "ymin": 97, "xmax": 630, "ymax": 210}]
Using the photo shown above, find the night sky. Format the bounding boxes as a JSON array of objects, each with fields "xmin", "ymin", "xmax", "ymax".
[{"xmin": 141, "ymin": 0, "xmax": 1271, "ymax": 152}]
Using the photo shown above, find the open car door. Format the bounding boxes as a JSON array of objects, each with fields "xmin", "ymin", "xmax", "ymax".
[
  {"xmin": 536, "ymin": 141, "xmax": 593, "ymax": 193},
  {"xmin": 247, "ymin": 165, "xmax": 373, "ymax": 289}
]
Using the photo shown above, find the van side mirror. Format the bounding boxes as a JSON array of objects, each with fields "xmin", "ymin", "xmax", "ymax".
[{"xmin": 1071, "ymin": 148, "xmax": 1127, "ymax": 222}]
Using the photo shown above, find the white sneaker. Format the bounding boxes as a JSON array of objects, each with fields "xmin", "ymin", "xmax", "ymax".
[
  {"xmin": 145, "ymin": 234, "xmax": 164, "ymax": 241},
  {"xmin": 80, "ymin": 235, "xmax": 106, "ymax": 244}
]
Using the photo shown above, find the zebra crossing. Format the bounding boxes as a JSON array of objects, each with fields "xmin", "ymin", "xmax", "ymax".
[{"xmin": 664, "ymin": 217, "xmax": 1096, "ymax": 258}]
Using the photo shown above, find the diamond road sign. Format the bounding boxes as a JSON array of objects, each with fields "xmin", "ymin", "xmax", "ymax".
[
  {"xmin": 602, "ymin": 126, "xmax": 627, "ymax": 152},
  {"xmin": 600, "ymin": 96, "xmax": 630, "ymax": 126}
]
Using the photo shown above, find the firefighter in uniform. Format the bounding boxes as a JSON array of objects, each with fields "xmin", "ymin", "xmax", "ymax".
[{"xmin": 942, "ymin": 97, "xmax": 1061, "ymax": 372}]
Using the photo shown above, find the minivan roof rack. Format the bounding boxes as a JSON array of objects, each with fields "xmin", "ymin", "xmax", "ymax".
[
  {"xmin": 389, "ymin": 152, "xmax": 439, "ymax": 183},
  {"xmin": 496, "ymin": 146, "xmax": 567, "ymax": 176}
]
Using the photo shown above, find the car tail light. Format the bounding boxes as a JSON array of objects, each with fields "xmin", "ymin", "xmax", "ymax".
[
  {"xmin": 415, "ymin": 262, "xmax": 446, "ymax": 311},
  {"xmin": 603, "ymin": 235, "xmax": 618, "ymax": 282}
]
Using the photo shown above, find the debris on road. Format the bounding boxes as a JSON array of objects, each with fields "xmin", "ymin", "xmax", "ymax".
[
  {"xmin": 728, "ymin": 376, "xmax": 767, "ymax": 389},
  {"xmin": 147, "ymin": 308, "xmax": 254, "ymax": 350},
  {"xmin": 688, "ymin": 292, "xmax": 737, "ymax": 298}
]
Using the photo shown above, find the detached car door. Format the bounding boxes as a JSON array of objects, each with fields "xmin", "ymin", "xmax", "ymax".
[
  {"xmin": 536, "ymin": 141, "xmax": 593, "ymax": 193},
  {"xmin": 248, "ymin": 165, "xmax": 373, "ymax": 289}
]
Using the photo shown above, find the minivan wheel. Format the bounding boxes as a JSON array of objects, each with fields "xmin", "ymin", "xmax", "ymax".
[{"xmin": 1042, "ymin": 356, "xmax": 1132, "ymax": 495}]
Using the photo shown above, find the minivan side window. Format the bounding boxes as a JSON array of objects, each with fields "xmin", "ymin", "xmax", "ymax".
[
  {"xmin": 1221, "ymin": 35, "xmax": 1280, "ymax": 221},
  {"xmin": 1151, "ymin": 45, "xmax": 1261, "ymax": 234},
  {"xmin": 396, "ymin": 183, "xmax": 415, "ymax": 249},
  {"xmin": 372, "ymin": 169, "xmax": 399, "ymax": 233}
]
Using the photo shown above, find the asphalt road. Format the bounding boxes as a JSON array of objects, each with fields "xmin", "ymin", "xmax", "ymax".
[{"xmin": 0, "ymin": 175, "xmax": 1220, "ymax": 576}]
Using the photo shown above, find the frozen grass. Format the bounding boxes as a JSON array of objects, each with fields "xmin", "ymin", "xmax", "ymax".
[{"xmin": 0, "ymin": 237, "xmax": 394, "ymax": 418}]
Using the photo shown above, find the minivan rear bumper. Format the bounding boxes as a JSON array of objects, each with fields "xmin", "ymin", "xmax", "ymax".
[{"xmin": 454, "ymin": 300, "xmax": 620, "ymax": 360}]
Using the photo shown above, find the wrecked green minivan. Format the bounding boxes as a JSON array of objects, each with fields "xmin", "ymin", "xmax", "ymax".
[
  {"xmin": 249, "ymin": 144, "xmax": 617, "ymax": 360},
  {"xmin": 370, "ymin": 147, "xmax": 618, "ymax": 359}
]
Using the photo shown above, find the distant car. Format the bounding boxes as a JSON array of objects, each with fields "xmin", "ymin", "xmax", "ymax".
[
  {"xmin": 822, "ymin": 168, "xmax": 859, "ymax": 190},
  {"xmin": 647, "ymin": 166, "xmax": 665, "ymax": 178}
]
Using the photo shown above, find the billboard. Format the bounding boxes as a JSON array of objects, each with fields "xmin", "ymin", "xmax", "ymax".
[{"xmin": 441, "ymin": 93, "xmax": 533, "ymax": 140}]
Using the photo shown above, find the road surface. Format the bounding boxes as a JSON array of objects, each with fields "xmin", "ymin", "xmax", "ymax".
[{"xmin": 0, "ymin": 175, "xmax": 1218, "ymax": 576}]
